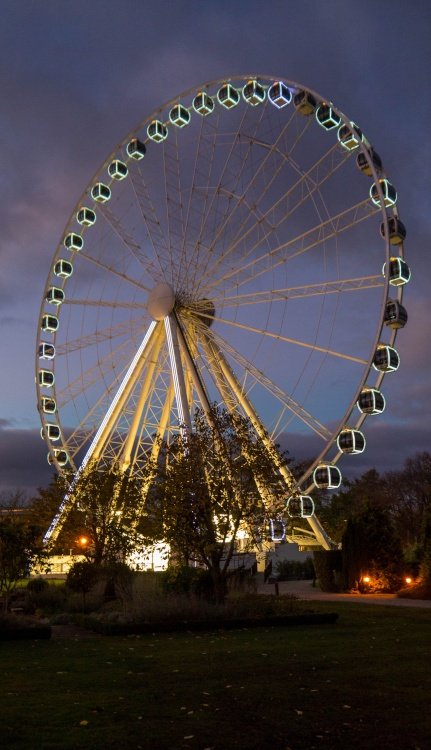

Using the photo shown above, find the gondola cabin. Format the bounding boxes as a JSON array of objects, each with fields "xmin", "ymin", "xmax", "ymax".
[
  {"xmin": 39, "ymin": 342, "xmax": 55, "ymax": 359},
  {"xmin": 169, "ymin": 104, "xmax": 191, "ymax": 127},
  {"xmin": 293, "ymin": 90, "xmax": 316, "ymax": 115},
  {"xmin": 286, "ymin": 495, "xmax": 315, "ymax": 518},
  {"xmin": 357, "ymin": 387, "xmax": 385, "ymax": 415},
  {"xmin": 268, "ymin": 81, "xmax": 291, "ymax": 108},
  {"xmin": 370, "ymin": 178, "xmax": 397, "ymax": 208},
  {"xmin": 338, "ymin": 122, "xmax": 363, "ymax": 150},
  {"xmin": 40, "ymin": 423, "xmax": 61, "ymax": 441},
  {"xmin": 384, "ymin": 299, "xmax": 408, "ymax": 329},
  {"xmin": 126, "ymin": 138, "xmax": 146, "ymax": 160},
  {"xmin": 373, "ymin": 344, "xmax": 400, "ymax": 373},
  {"xmin": 242, "ymin": 80, "xmax": 265, "ymax": 106},
  {"xmin": 147, "ymin": 120, "xmax": 168, "ymax": 142},
  {"xmin": 193, "ymin": 91, "xmax": 214, "ymax": 116},
  {"xmin": 46, "ymin": 287, "xmax": 64, "ymax": 305},
  {"xmin": 54, "ymin": 260, "xmax": 73, "ymax": 279},
  {"xmin": 316, "ymin": 103, "xmax": 341, "ymax": 130},
  {"xmin": 217, "ymin": 83, "xmax": 240, "ymax": 109},
  {"xmin": 40, "ymin": 396, "xmax": 56, "ymax": 414},
  {"xmin": 313, "ymin": 464, "xmax": 342, "ymax": 490},
  {"xmin": 47, "ymin": 449, "xmax": 68, "ymax": 467},
  {"xmin": 108, "ymin": 159, "xmax": 128, "ymax": 180},
  {"xmin": 267, "ymin": 518, "xmax": 286, "ymax": 542},
  {"xmin": 356, "ymin": 148, "xmax": 382, "ymax": 176},
  {"xmin": 383, "ymin": 257, "xmax": 411, "ymax": 286},
  {"xmin": 91, "ymin": 183, "xmax": 111, "ymax": 203},
  {"xmin": 76, "ymin": 207, "xmax": 96, "ymax": 226},
  {"xmin": 337, "ymin": 428, "xmax": 366, "ymax": 454},
  {"xmin": 41, "ymin": 314, "xmax": 59, "ymax": 332},
  {"xmin": 380, "ymin": 217, "xmax": 406, "ymax": 245},
  {"xmin": 38, "ymin": 369, "xmax": 55, "ymax": 387},
  {"xmin": 63, "ymin": 233, "xmax": 83, "ymax": 251}
]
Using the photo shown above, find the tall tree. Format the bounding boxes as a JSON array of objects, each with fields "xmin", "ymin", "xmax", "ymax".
[
  {"xmin": 155, "ymin": 407, "xmax": 287, "ymax": 603},
  {"xmin": 0, "ymin": 508, "xmax": 49, "ymax": 611},
  {"xmin": 66, "ymin": 460, "xmax": 150, "ymax": 565}
]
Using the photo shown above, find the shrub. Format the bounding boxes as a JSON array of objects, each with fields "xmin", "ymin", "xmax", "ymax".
[
  {"xmin": 25, "ymin": 583, "xmax": 67, "ymax": 615},
  {"xmin": 275, "ymin": 557, "xmax": 315, "ymax": 581},
  {"xmin": 313, "ymin": 550, "xmax": 342, "ymax": 592},
  {"xmin": 160, "ymin": 565, "xmax": 202, "ymax": 596},
  {"xmin": 66, "ymin": 561, "xmax": 101, "ymax": 611},
  {"xmin": 26, "ymin": 577, "xmax": 49, "ymax": 594}
]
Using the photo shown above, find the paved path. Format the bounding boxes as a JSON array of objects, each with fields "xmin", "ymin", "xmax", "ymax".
[{"xmin": 258, "ymin": 579, "xmax": 431, "ymax": 608}]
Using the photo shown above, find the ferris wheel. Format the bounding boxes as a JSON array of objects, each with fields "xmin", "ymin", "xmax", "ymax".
[{"xmin": 36, "ymin": 76, "xmax": 410, "ymax": 550}]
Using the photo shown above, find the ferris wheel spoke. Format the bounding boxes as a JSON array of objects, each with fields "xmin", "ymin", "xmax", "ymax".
[
  {"xmin": 209, "ymin": 313, "xmax": 368, "ymax": 365},
  {"xmin": 201, "ymin": 324, "xmax": 332, "ymax": 441},
  {"xmin": 198, "ymin": 137, "xmax": 346, "ymax": 291},
  {"xmin": 177, "ymin": 109, "xmax": 219, "ymax": 290},
  {"xmin": 209, "ymin": 274, "xmax": 384, "ymax": 309},
  {"xmin": 184, "ymin": 101, "xmax": 272, "ymax": 291},
  {"xmin": 56, "ymin": 336, "xmax": 136, "ymax": 408},
  {"xmin": 78, "ymin": 251, "xmax": 151, "ymax": 292},
  {"xmin": 97, "ymin": 203, "xmax": 160, "ymax": 279},
  {"xmin": 55, "ymin": 315, "xmax": 147, "ymax": 356},
  {"xmin": 209, "ymin": 196, "xmax": 379, "ymax": 296},
  {"xmin": 129, "ymin": 163, "xmax": 172, "ymax": 281},
  {"xmin": 162, "ymin": 131, "xmax": 187, "ymax": 286},
  {"xmin": 64, "ymin": 298, "xmax": 148, "ymax": 310},
  {"xmin": 196, "ymin": 116, "xmax": 317, "ymax": 288}
]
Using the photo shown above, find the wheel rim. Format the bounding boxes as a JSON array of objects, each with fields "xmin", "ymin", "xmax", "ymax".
[{"xmin": 36, "ymin": 76, "xmax": 408, "ymax": 545}]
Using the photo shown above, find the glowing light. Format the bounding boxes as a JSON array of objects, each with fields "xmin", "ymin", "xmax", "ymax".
[
  {"xmin": 362, "ymin": 575, "xmax": 371, "ymax": 583},
  {"xmin": 78, "ymin": 536, "xmax": 88, "ymax": 547},
  {"xmin": 405, "ymin": 576, "xmax": 412, "ymax": 585}
]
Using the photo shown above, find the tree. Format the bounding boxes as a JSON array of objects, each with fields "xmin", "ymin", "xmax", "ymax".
[
  {"xmin": 26, "ymin": 474, "xmax": 83, "ymax": 553},
  {"xmin": 66, "ymin": 560, "xmax": 100, "ymax": 611},
  {"xmin": 155, "ymin": 407, "xmax": 287, "ymax": 603},
  {"xmin": 387, "ymin": 452, "xmax": 431, "ymax": 549},
  {"xmin": 64, "ymin": 460, "xmax": 150, "ymax": 565},
  {"xmin": 0, "ymin": 513, "xmax": 49, "ymax": 611},
  {"xmin": 341, "ymin": 501, "xmax": 403, "ymax": 591}
]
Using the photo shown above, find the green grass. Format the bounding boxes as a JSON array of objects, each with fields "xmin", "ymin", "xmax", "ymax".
[{"xmin": 2, "ymin": 602, "xmax": 430, "ymax": 750}]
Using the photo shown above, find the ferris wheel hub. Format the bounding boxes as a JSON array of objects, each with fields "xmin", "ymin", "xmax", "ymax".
[{"xmin": 147, "ymin": 282, "xmax": 175, "ymax": 320}]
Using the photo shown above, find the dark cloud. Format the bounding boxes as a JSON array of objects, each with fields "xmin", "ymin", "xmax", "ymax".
[
  {"xmin": 0, "ymin": 425, "xmax": 54, "ymax": 495},
  {"xmin": 0, "ymin": 0, "xmax": 429, "ymax": 493}
]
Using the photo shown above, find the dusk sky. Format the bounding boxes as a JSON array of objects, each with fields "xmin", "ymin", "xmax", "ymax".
[{"xmin": 1, "ymin": 0, "xmax": 430, "ymax": 497}]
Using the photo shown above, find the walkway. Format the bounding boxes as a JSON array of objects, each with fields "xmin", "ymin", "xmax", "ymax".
[{"xmin": 258, "ymin": 579, "xmax": 431, "ymax": 608}]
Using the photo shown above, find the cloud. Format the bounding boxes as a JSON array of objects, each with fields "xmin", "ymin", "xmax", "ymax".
[{"xmin": 0, "ymin": 425, "xmax": 54, "ymax": 495}]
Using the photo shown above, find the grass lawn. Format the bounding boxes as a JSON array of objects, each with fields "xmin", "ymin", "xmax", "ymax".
[{"xmin": 2, "ymin": 601, "xmax": 430, "ymax": 750}]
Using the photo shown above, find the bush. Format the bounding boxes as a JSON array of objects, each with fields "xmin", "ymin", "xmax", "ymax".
[
  {"xmin": 26, "ymin": 577, "xmax": 49, "ymax": 594},
  {"xmin": 25, "ymin": 583, "xmax": 67, "ymax": 615},
  {"xmin": 160, "ymin": 565, "xmax": 202, "ymax": 596},
  {"xmin": 66, "ymin": 561, "xmax": 101, "ymax": 611},
  {"xmin": 275, "ymin": 557, "xmax": 315, "ymax": 581},
  {"xmin": 313, "ymin": 550, "xmax": 342, "ymax": 592}
]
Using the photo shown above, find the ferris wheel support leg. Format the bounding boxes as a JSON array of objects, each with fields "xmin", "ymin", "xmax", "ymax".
[
  {"xmin": 43, "ymin": 320, "xmax": 161, "ymax": 546},
  {"xmin": 90, "ymin": 320, "xmax": 162, "ymax": 462},
  {"xmin": 164, "ymin": 314, "xmax": 192, "ymax": 434},
  {"xmin": 174, "ymin": 319, "xmax": 216, "ymax": 426},
  {"xmin": 199, "ymin": 333, "xmax": 275, "ymax": 512},
  {"xmin": 201, "ymin": 332, "xmax": 334, "ymax": 551},
  {"xmin": 119, "ymin": 324, "xmax": 165, "ymax": 471},
  {"xmin": 133, "ymin": 379, "xmax": 176, "ymax": 526}
]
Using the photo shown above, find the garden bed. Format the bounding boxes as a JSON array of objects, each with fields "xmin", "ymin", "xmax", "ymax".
[{"xmin": 82, "ymin": 610, "xmax": 338, "ymax": 635}]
